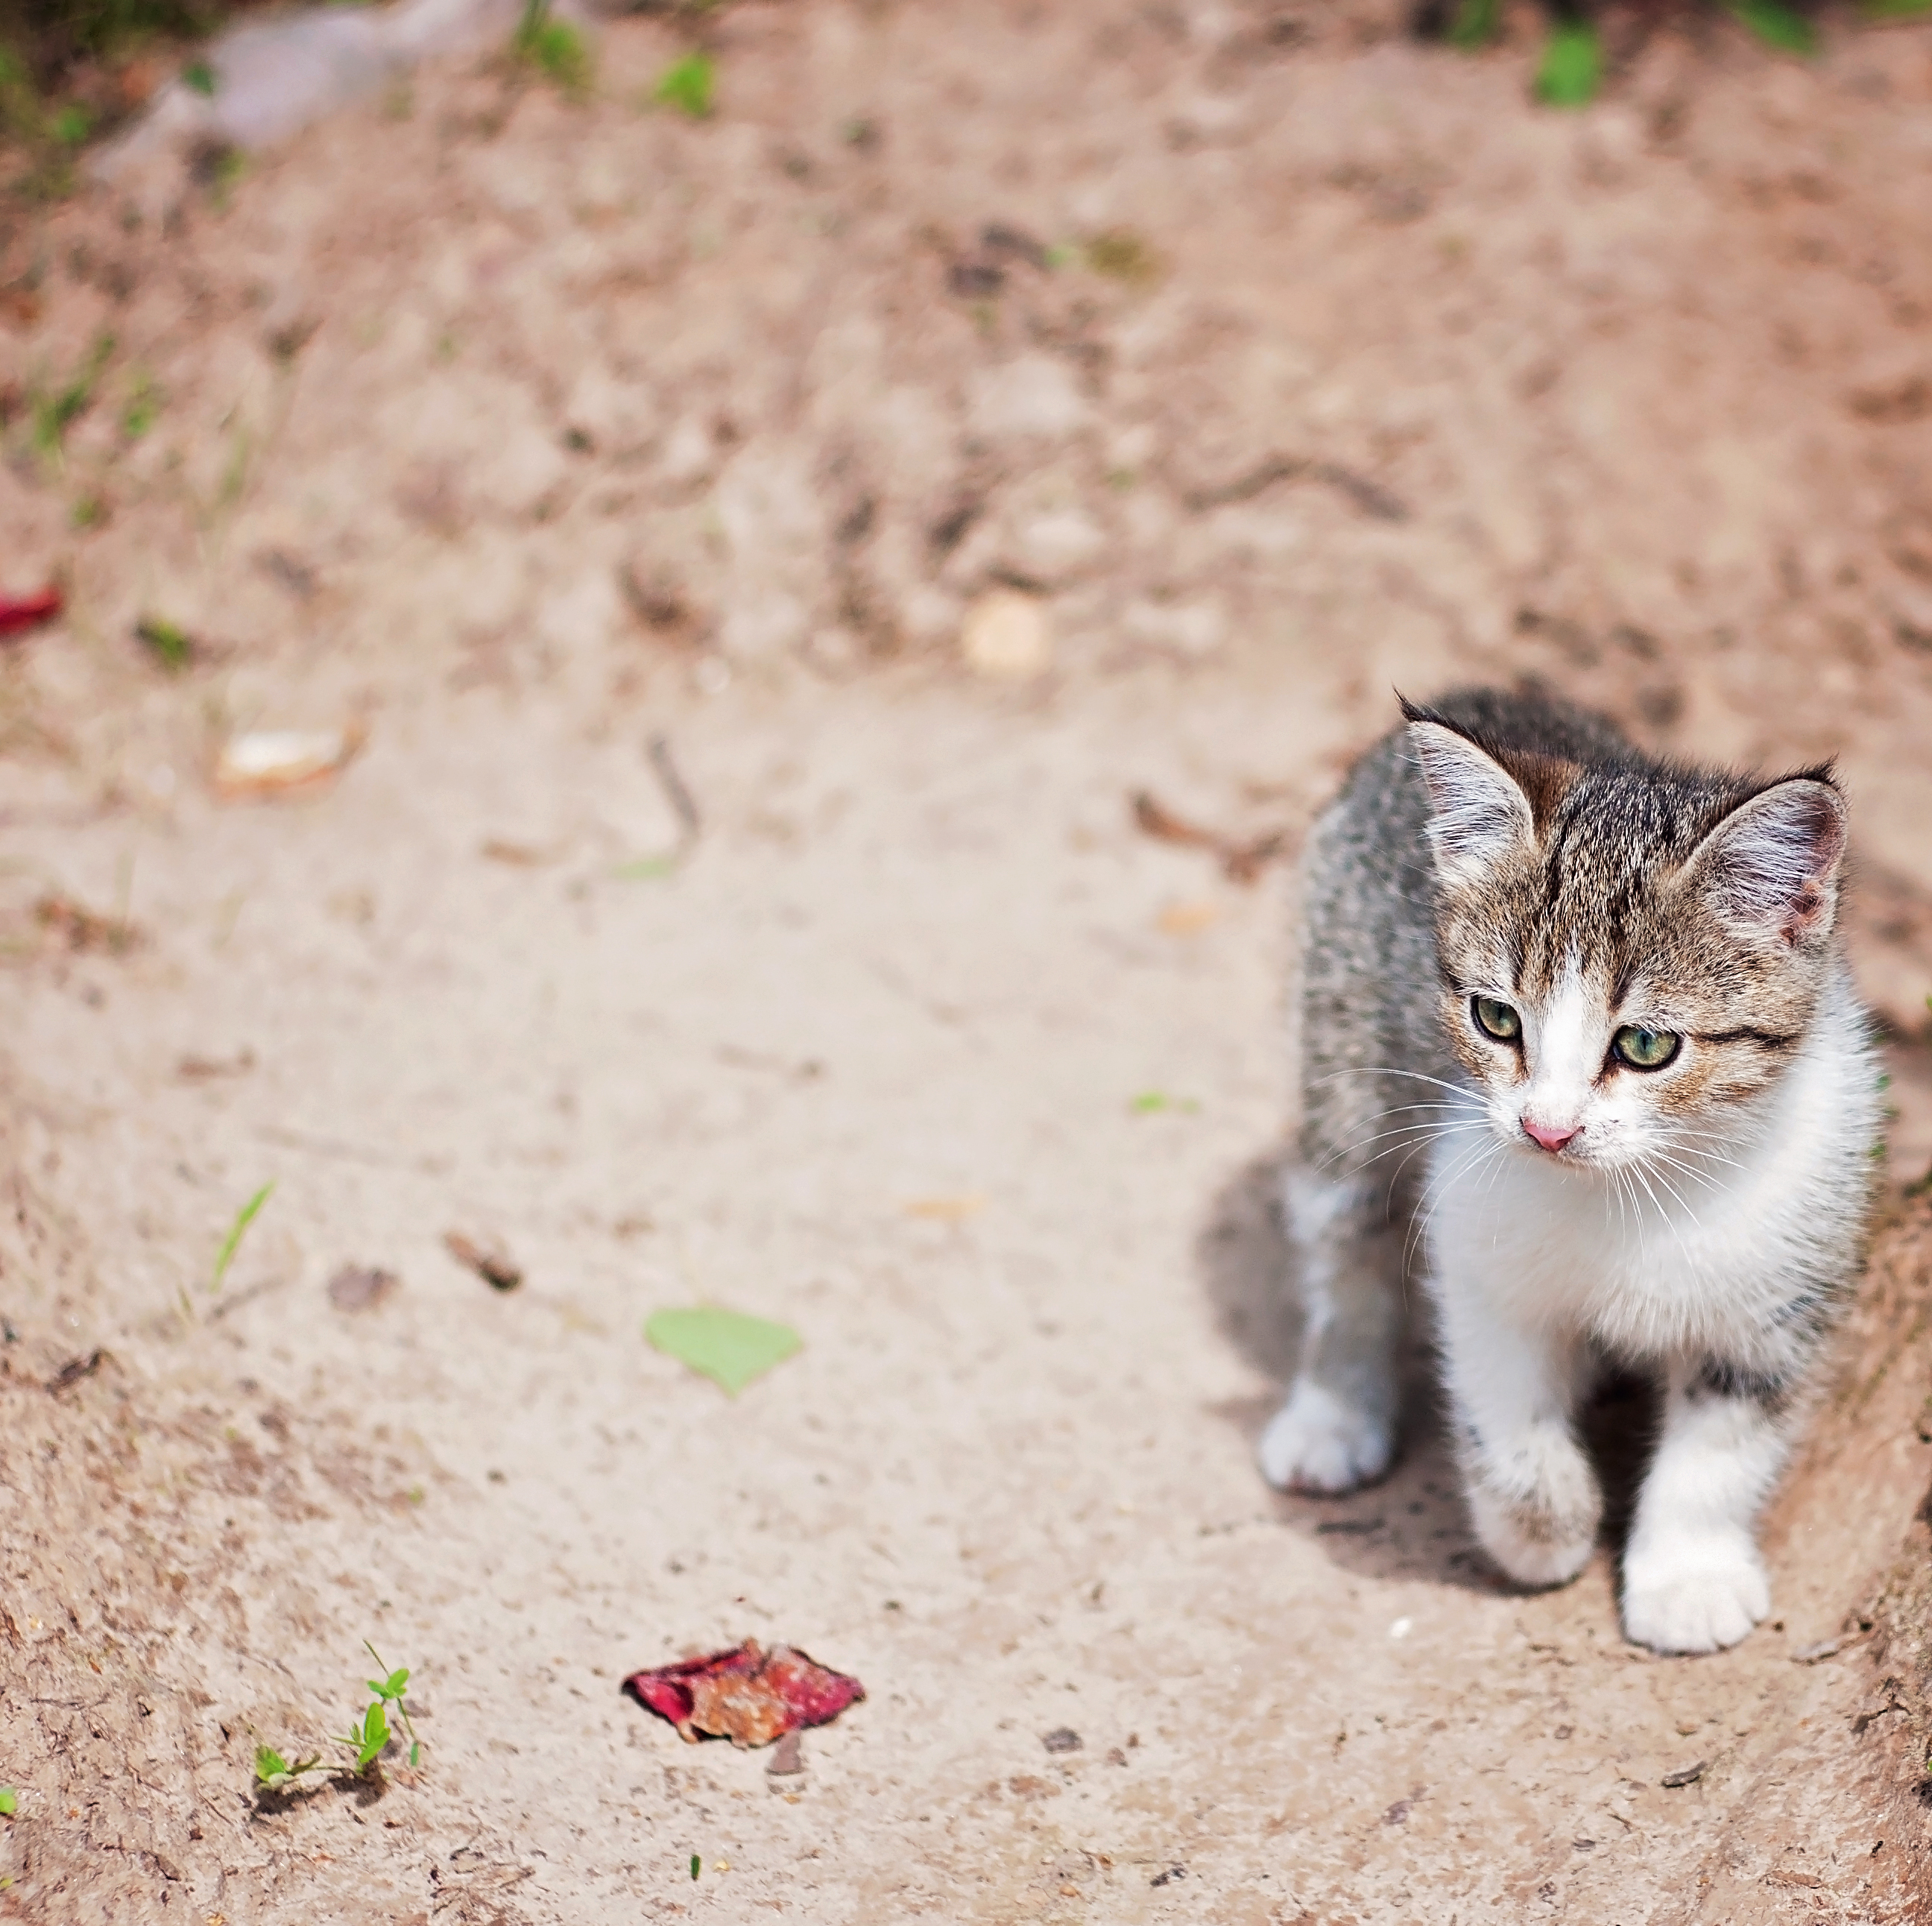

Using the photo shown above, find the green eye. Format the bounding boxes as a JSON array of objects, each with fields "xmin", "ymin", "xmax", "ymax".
[
  {"xmin": 1471, "ymin": 996, "xmax": 1521, "ymax": 1042},
  {"xmin": 1613, "ymin": 1025, "xmax": 1680, "ymax": 1071}
]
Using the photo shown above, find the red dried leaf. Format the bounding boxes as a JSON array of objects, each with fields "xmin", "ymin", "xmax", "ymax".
[
  {"xmin": 623, "ymin": 1639, "xmax": 864, "ymax": 1749},
  {"xmin": 0, "ymin": 586, "xmax": 62, "ymax": 640}
]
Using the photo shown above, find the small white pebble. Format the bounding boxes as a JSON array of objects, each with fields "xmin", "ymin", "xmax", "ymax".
[
  {"xmin": 1389, "ymin": 1617, "xmax": 1413, "ymax": 1640},
  {"xmin": 960, "ymin": 588, "xmax": 1052, "ymax": 682}
]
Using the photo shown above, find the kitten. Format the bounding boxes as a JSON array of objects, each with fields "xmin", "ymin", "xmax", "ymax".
[{"xmin": 1260, "ymin": 686, "xmax": 1881, "ymax": 1654}]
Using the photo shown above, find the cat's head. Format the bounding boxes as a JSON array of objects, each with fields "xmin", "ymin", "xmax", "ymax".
[{"xmin": 1404, "ymin": 698, "xmax": 1846, "ymax": 1171}]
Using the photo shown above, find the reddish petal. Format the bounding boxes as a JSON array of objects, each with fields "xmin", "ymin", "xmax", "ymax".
[
  {"xmin": 624, "ymin": 1673, "xmax": 697, "ymax": 1727},
  {"xmin": 0, "ymin": 587, "xmax": 62, "ymax": 640}
]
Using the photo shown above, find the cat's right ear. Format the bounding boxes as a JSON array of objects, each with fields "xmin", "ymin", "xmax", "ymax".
[{"xmin": 1407, "ymin": 719, "xmax": 1538, "ymax": 886}]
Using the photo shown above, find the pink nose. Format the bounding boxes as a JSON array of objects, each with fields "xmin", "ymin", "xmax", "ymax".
[{"xmin": 1523, "ymin": 1118, "xmax": 1581, "ymax": 1155}]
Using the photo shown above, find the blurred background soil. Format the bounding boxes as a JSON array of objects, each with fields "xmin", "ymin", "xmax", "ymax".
[{"xmin": 2, "ymin": 1, "xmax": 1932, "ymax": 1919}]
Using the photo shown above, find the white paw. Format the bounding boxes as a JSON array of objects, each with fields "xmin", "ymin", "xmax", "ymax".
[
  {"xmin": 1622, "ymin": 1542, "xmax": 1770, "ymax": 1655},
  {"xmin": 1258, "ymin": 1380, "xmax": 1393, "ymax": 1494},
  {"xmin": 1466, "ymin": 1448, "xmax": 1600, "ymax": 1590}
]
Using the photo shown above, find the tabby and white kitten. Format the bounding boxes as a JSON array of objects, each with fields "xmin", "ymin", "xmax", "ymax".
[{"xmin": 1260, "ymin": 687, "xmax": 1881, "ymax": 1654}]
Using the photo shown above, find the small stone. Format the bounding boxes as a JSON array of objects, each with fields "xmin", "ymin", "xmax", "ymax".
[
  {"xmin": 967, "ymin": 355, "xmax": 1090, "ymax": 441},
  {"xmin": 327, "ymin": 1266, "xmax": 397, "ymax": 1313},
  {"xmin": 1041, "ymin": 1726, "xmax": 1082, "ymax": 1755},
  {"xmin": 961, "ymin": 589, "xmax": 1051, "ymax": 682},
  {"xmin": 766, "ymin": 1730, "xmax": 805, "ymax": 1777},
  {"xmin": 1010, "ymin": 508, "xmax": 1108, "ymax": 585}
]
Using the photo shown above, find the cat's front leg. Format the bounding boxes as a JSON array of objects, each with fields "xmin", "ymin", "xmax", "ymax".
[
  {"xmin": 1437, "ymin": 1284, "xmax": 1600, "ymax": 1588},
  {"xmin": 1620, "ymin": 1358, "xmax": 1792, "ymax": 1655}
]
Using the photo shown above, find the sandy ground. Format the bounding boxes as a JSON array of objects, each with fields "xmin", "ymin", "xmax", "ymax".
[{"xmin": 4, "ymin": 2, "xmax": 1932, "ymax": 1920}]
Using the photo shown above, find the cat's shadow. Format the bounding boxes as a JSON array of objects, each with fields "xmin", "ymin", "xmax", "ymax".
[{"xmin": 1194, "ymin": 1149, "xmax": 1653, "ymax": 1592}]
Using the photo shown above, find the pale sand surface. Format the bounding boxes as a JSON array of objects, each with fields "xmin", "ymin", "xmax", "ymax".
[{"xmin": 3, "ymin": 6, "xmax": 1932, "ymax": 1920}]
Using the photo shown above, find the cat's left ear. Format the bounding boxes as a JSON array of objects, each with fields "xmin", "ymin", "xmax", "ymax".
[{"xmin": 1686, "ymin": 776, "xmax": 1846, "ymax": 947}]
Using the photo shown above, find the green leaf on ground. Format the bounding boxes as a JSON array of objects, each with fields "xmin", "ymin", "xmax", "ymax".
[
  {"xmin": 0, "ymin": 1788, "xmax": 15, "ymax": 1815},
  {"xmin": 211, "ymin": 1181, "xmax": 274, "ymax": 1292},
  {"xmin": 613, "ymin": 854, "xmax": 678, "ymax": 880},
  {"xmin": 646, "ymin": 1306, "xmax": 801, "ymax": 1395},
  {"xmin": 135, "ymin": 616, "xmax": 192, "ymax": 671},
  {"xmin": 1535, "ymin": 19, "xmax": 1601, "ymax": 107},
  {"xmin": 1863, "ymin": 0, "xmax": 1931, "ymax": 15},
  {"xmin": 654, "ymin": 53, "xmax": 716, "ymax": 119},
  {"xmin": 1726, "ymin": 0, "xmax": 1817, "ymax": 51},
  {"xmin": 1129, "ymin": 1091, "xmax": 1199, "ymax": 1115},
  {"xmin": 183, "ymin": 61, "xmax": 217, "ymax": 97}
]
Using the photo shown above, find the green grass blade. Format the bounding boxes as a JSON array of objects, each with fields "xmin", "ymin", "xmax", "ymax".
[
  {"xmin": 210, "ymin": 1181, "xmax": 274, "ymax": 1292},
  {"xmin": 0, "ymin": 1787, "xmax": 17, "ymax": 1814},
  {"xmin": 1535, "ymin": 19, "xmax": 1602, "ymax": 107},
  {"xmin": 1726, "ymin": 0, "xmax": 1817, "ymax": 51}
]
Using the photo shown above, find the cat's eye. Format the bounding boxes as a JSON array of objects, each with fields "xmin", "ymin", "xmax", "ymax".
[
  {"xmin": 1471, "ymin": 996, "xmax": 1521, "ymax": 1043},
  {"xmin": 1612, "ymin": 1025, "xmax": 1681, "ymax": 1071}
]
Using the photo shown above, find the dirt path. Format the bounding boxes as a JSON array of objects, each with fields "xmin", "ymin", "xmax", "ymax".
[{"xmin": 4, "ymin": 4, "xmax": 1932, "ymax": 1921}]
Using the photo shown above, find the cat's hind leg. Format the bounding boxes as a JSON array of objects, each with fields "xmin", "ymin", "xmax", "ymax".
[{"xmin": 1257, "ymin": 1167, "xmax": 1402, "ymax": 1494}]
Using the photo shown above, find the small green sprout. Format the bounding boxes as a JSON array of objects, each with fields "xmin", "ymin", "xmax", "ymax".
[
  {"xmin": 514, "ymin": 0, "xmax": 593, "ymax": 95},
  {"xmin": 689, "ymin": 1854, "xmax": 701, "ymax": 1880},
  {"xmin": 183, "ymin": 61, "xmax": 217, "ymax": 97},
  {"xmin": 254, "ymin": 1644, "xmax": 422, "ymax": 1795},
  {"xmin": 210, "ymin": 1181, "xmax": 274, "ymax": 1292},
  {"xmin": 51, "ymin": 104, "xmax": 92, "ymax": 147},
  {"xmin": 654, "ymin": 52, "xmax": 716, "ymax": 119},
  {"xmin": 0, "ymin": 1788, "xmax": 16, "ymax": 1815},
  {"xmin": 1535, "ymin": 19, "xmax": 1601, "ymax": 107},
  {"xmin": 1448, "ymin": 0, "xmax": 1500, "ymax": 48}
]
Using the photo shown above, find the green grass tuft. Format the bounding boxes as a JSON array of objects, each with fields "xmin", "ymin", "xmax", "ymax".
[
  {"xmin": 1535, "ymin": 18, "xmax": 1600, "ymax": 107},
  {"xmin": 513, "ymin": 0, "xmax": 592, "ymax": 95},
  {"xmin": 1725, "ymin": 0, "xmax": 1817, "ymax": 51},
  {"xmin": 653, "ymin": 51, "xmax": 714, "ymax": 119}
]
